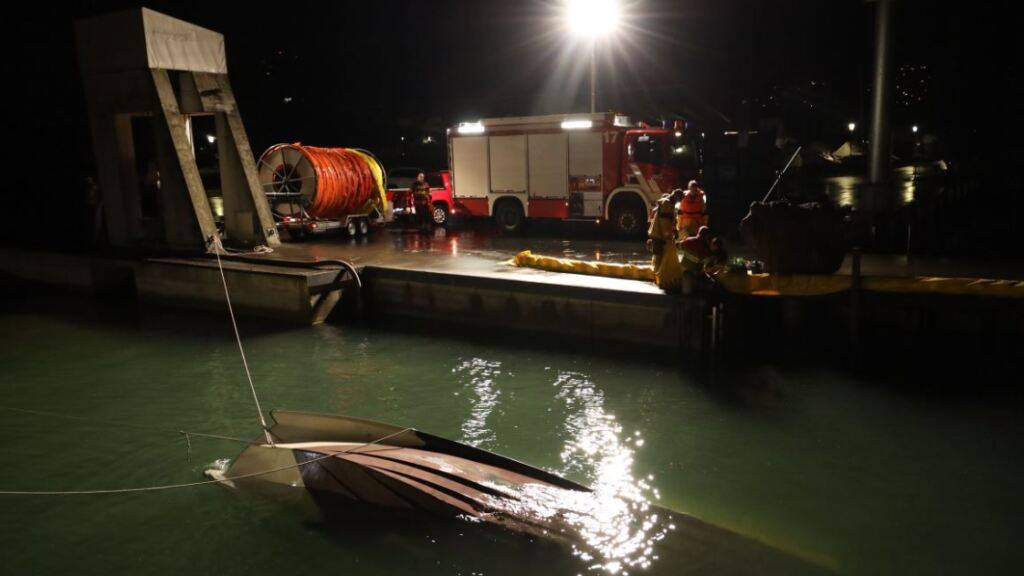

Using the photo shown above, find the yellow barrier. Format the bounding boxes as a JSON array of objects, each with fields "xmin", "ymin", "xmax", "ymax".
[
  {"xmin": 511, "ymin": 250, "xmax": 655, "ymax": 281},
  {"xmin": 511, "ymin": 250, "xmax": 1024, "ymax": 299}
]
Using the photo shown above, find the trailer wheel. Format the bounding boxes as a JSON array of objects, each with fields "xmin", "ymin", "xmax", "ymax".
[
  {"xmin": 610, "ymin": 196, "xmax": 646, "ymax": 239},
  {"xmin": 494, "ymin": 199, "xmax": 524, "ymax": 234},
  {"xmin": 432, "ymin": 203, "xmax": 449, "ymax": 227},
  {"xmin": 347, "ymin": 220, "xmax": 359, "ymax": 236},
  {"xmin": 359, "ymin": 218, "xmax": 369, "ymax": 235}
]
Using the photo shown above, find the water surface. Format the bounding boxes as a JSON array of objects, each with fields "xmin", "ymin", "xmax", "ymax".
[{"xmin": 1, "ymin": 298, "xmax": 1020, "ymax": 574}]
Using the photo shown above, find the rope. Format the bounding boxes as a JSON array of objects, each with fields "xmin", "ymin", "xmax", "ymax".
[
  {"xmin": 0, "ymin": 427, "xmax": 414, "ymax": 496},
  {"xmin": 0, "ymin": 406, "xmax": 257, "ymax": 446},
  {"xmin": 209, "ymin": 236, "xmax": 274, "ymax": 446}
]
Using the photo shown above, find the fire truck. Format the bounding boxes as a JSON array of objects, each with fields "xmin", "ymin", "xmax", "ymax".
[{"xmin": 447, "ymin": 112, "xmax": 694, "ymax": 237}]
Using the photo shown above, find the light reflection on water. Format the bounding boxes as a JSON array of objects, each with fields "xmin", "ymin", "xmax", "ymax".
[
  {"xmin": 821, "ymin": 176, "xmax": 859, "ymax": 208},
  {"xmin": 817, "ymin": 164, "xmax": 946, "ymax": 210},
  {"xmin": 550, "ymin": 370, "xmax": 667, "ymax": 574},
  {"xmin": 454, "ymin": 359, "xmax": 668, "ymax": 574},
  {"xmin": 453, "ymin": 358, "xmax": 503, "ymax": 447}
]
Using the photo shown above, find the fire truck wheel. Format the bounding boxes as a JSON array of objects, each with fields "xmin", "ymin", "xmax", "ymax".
[
  {"xmin": 432, "ymin": 203, "xmax": 449, "ymax": 227},
  {"xmin": 359, "ymin": 218, "xmax": 370, "ymax": 235},
  {"xmin": 610, "ymin": 198, "xmax": 646, "ymax": 238},
  {"xmin": 347, "ymin": 220, "xmax": 359, "ymax": 236},
  {"xmin": 494, "ymin": 200, "xmax": 524, "ymax": 234}
]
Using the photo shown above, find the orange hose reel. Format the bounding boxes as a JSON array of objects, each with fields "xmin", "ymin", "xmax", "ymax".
[{"xmin": 257, "ymin": 143, "xmax": 386, "ymax": 220}]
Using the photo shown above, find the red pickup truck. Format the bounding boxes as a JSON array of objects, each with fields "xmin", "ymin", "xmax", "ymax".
[{"xmin": 386, "ymin": 168, "xmax": 455, "ymax": 227}]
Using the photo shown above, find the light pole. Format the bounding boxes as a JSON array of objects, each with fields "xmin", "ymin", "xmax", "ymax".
[
  {"xmin": 566, "ymin": 0, "xmax": 620, "ymax": 113},
  {"xmin": 590, "ymin": 40, "xmax": 597, "ymax": 113},
  {"xmin": 869, "ymin": 0, "xmax": 894, "ymax": 184}
]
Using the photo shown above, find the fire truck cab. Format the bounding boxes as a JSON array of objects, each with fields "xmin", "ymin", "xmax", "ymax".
[{"xmin": 447, "ymin": 112, "xmax": 691, "ymax": 237}]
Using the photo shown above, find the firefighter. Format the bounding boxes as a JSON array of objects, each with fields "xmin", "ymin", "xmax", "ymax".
[
  {"xmin": 677, "ymin": 180, "xmax": 707, "ymax": 238},
  {"xmin": 678, "ymin": 226, "xmax": 713, "ymax": 272},
  {"xmin": 647, "ymin": 189, "xmax": 684, "ymax": 292},
  {"xmin": 410, "ymin": 172, "xmax": 432, "ymax": 232}
]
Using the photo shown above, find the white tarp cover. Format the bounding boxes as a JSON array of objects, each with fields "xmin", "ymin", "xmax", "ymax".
[
  {"xmin": 142, "ymin": 8, "xmax": 226, "ymax": 73},
  {"xmin": 833, "ymin": 141, "xmax": 865, "ymax": 158}
]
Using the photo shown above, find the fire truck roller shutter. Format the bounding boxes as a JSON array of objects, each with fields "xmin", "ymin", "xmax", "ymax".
[
  {"xmin": 488, "ymin": 134, "xmax": 527, "ymax": 201},
  {"xmin": 451, "ymin": 136, "xmax": 489, "ymax": 201},
  {"xmin": 569, "ymin": 131, "xmax": 603, "ymax": 218},
  {"xmin": 527, "ymin": 133, "xmax": 568, "ymax": 218}
]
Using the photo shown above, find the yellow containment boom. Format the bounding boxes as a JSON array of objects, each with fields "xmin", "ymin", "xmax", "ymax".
[
  {"xmin": 512, "ymin": 251, "xmax": 655, "ymax": 282},
  {"xmin": 511, "ymin": 251, "xmax": 1024, "ymax": 299}
]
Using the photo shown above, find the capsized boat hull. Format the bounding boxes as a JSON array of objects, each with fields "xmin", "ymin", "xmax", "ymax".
[
  {"xmin": 218, "ymin": 410, "xmax": 834, "ymax": 575},
  {"xmin": 221, "ymin": 410, "xmax": 589, "ymax": 539}
]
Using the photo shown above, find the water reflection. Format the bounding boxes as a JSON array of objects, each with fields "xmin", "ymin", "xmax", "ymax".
[
  {"xmin": 896, "ymin": 166, "xmax": 916, "ymax": 205},
  {"xmin": 816, "ymin": 163, "xmax": 948, "ymax": 211},
  {"xmin": 453, "ymin": 358, "xmax": 503, "ymax": 447},
  {"xmin": 449, "ymin": 364, "xmax": 668, "ymax": 573},
  {"xmin": 821, "ymin": 176, "xmax": 858, "ymax": 208},
  {"xmin": 550, "ymin": 370, "xmax": 668, "ymax": 574}
]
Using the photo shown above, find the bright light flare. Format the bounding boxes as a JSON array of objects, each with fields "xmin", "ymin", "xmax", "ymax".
[
  {"xmin": 847, "ymin": 122, "xmax": 856, "ymax": 132},
  {"xmin": 457, "ymin": 122, "xmax": 485, "ymax": 135},
  {"xmin": 566, "ymin": 0, "xmax": 621, "ymax": 38},
  {"xmin": 561, "ymin": 119, "xmax": 594, "ymax": 130}
]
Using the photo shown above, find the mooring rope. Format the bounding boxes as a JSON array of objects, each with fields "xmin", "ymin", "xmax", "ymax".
[
  {"xmin": 0, "ymin": 233, "xmax": 402, "ymax": 496},
  {"xmin": 208, "ymin": 236, "xmax": 274, "ymax": 446},
  {"xmin": 0, "ymin": 451, "xmax": 338, "ymax": 496},
  {"xmin": 0, "ymin": 424, "xmax": 414, "ymax": 496},
  {"xmin": 0, "ymin": 405, "xmax": 256, "ymax": 447}
]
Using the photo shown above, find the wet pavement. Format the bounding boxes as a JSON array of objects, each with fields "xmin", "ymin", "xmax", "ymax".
[
  {"xmin": 264, "ymin": 222, "xmax": 665, "ymax": 294},
  {"xmin": 259, "ymin": 220, "xmax": 1023, "ymax": 285}
]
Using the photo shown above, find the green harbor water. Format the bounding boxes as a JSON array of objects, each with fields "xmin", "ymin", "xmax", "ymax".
[{"xmin": 1, "ymin": 297, "xmax": 1022, "ymax": 575}]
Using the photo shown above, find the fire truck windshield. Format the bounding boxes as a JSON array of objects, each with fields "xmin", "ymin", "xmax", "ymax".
[{"xmin": 630, "ymin": 134, "xmax": 666, "ymax": 166}]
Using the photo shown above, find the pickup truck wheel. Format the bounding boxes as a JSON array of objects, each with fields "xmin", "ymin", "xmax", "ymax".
[
  {"xmin": 611, "ymin": 199, "xmax": 646, "ymax": 239},
  {"xmin": 432, "ymin": 204, "xmax": 449, "ymax": 227},
  {"xmin": 494, "ymin": 200, "xmax": 524, "ymax": 234},
  {"xmin": 347, "ymin": 220, "xmax": 359, "ymax": 236}
]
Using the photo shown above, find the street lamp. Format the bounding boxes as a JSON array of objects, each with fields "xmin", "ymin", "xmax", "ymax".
[
  {"xmin": 848, "ymin": 122, "xmax": 857, "ymax": 133},
  {"xmin": 565, "ymin": 0, "xmax": 621, "ymax": 113},
  {"xmin": 911, "ymin": 125, "xmax": 919, "ymax": 133}
]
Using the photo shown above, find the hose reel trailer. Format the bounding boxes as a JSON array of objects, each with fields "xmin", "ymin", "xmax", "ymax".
[{"xmin": 258, "ymin": 143, "xmax": 389, "ymax": 238}]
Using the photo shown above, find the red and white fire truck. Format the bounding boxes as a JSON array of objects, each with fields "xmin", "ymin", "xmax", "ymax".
[{"xmin": 447, "ymin": 112, "xmax": 693, "ymax": 236}]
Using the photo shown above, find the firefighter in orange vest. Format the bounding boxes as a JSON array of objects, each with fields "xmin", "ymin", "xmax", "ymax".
[{"xmin": 677, "ymin": 180, "xmax": 707, "ymax": 238}]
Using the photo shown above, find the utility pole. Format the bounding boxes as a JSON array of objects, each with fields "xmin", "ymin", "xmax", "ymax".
[{"xmin": 869, "ymin": 0, "xmax": 894, "ymax": 184}]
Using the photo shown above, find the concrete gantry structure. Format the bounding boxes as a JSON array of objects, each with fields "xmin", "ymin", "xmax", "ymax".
[{"xmin": 75, "ymin": 8, "xmax": 279, "ymax": 252}]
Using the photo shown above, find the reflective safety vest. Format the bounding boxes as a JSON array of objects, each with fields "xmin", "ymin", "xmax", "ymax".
[{"xmin": 679, "ymin": 190, "xmax": 706, "ymax": 217}]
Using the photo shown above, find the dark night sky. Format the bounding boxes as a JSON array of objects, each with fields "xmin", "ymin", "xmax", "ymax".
[{"xmin": 5, "ymin": 0, "xmax": 1022, "ymax": 185}]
